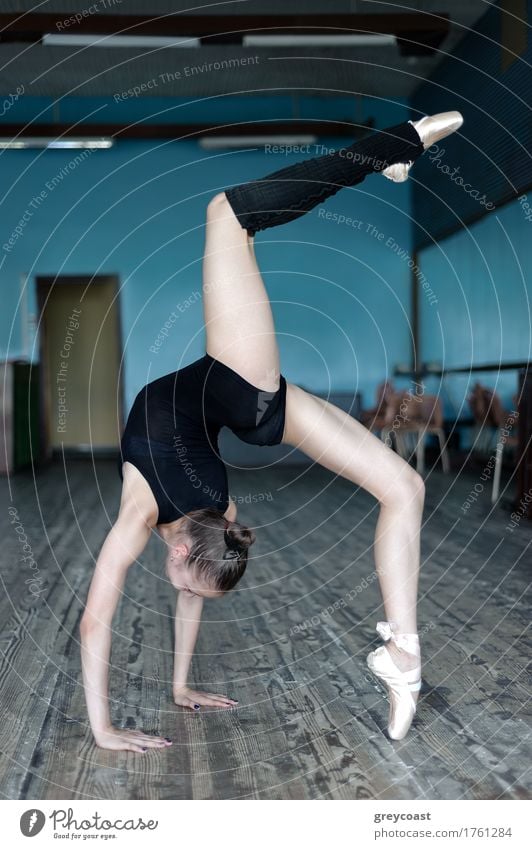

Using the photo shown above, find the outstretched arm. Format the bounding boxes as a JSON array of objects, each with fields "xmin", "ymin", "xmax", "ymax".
[
  {"xmin": 172, "ymin": 591, "xmax": 238, "ymax": 710},
  {"xmin": 80, "ymin": 504, "xmax": 171, "ymax": 753}
]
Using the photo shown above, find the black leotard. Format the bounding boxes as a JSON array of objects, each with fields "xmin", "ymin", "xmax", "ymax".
[{"xmin": 118, "ymin": 354, "xmax": 287, "ymax": 525}]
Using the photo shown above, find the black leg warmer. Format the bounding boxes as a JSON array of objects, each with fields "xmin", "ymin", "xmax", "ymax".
[{"xmin": 224, "ymin": 121, "xmax": 424, "ymax": 236}]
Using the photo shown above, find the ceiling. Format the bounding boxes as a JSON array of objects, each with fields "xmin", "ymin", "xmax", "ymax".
[{"xmin": 0, "ymin": 1, "xmax": 490, "ymax": 101}]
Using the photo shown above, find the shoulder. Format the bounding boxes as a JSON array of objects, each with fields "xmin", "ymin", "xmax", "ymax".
[{"xmin": 119, "ymin": 461, "xmax": 159, "ymax": 527}]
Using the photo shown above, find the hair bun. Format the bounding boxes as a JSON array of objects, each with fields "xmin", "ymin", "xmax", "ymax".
[{"xmin": 224, "ymin": 523, "xmax": 256, "ymax": 552}]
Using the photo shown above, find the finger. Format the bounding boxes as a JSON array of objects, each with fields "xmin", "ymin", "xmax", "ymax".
[
  {"xmin": 179, "ymin": 698, "xmax": 201, "ymax": 711},
  {"xmin": 173, "ymin": 696, "xmax": 191, "ymax": 708},
  {"xmin": 208, "ymin": 693, "xmax": 239, "ymax": 703},
  {"xmin": 197, "ymin": 698, "xmax": 233, "ymax": 708},
  {"xmin": 198, "ymin": 693, "xmax": 232, "ymax": 702},
  {"xmin": 124, "ymin": 734, "xmax": 169, "ymax": 748},
  {"xmin": 137, "ymin": 734, "xmax": 172, "ymax": 745}
]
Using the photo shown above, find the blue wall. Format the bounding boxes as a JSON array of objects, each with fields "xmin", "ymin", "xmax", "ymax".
[
  {"xmin": 410, "ymin": 0, "xmax": 532, "ymax": 437},
  {"xmin": 417, "ymin": 194, "xmax": 530, "ymax": 425},
  {"xmin": 0, "ymin": 97, "xmax": 415, "ymax": 416}
]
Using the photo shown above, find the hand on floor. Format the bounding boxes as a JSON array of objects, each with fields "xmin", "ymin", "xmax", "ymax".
[
  {"xmin": 173, "ymin": 686, "xmax": 238, "ymax": 710},
  {"xmin": 94, "ymin": 727, "xmax": 173, "ymax": 753}
]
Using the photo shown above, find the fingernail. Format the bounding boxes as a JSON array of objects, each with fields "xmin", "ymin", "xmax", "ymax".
[
  {"xmin": 193, "ymin": 704, "xmax": 200, "ymax": 710},
  {"xmin": 142, "ymin": 746, "xmax": 147, "ymax": 751},
  {"xmin": 165, "ymin": 737, "xmax": 172, "ymax": 742}
]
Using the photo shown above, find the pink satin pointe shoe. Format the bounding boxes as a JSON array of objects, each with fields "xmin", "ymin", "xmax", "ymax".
[
  {"xmin": 382, "ymin": 110, "xmax": 464, "ymax": 182},
  {"xmin": 411, "ymin": 110, "xmax": 464, "ymax": 149},
  {"xmin": 366, "ymin": 621, "xmax": 422, "ymax": 740}
]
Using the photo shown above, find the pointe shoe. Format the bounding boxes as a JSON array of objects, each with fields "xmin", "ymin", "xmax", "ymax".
[
  {"xmin": 409, "ymin": 110, "xmax": 463, "ymax": 150},
  {"xmin": 366, "ymin": 621, "xmax": 422, "ymax": 740},
  {"xmin": 382, "ymin": 110, "xmax": 463, "ymax": 182}
]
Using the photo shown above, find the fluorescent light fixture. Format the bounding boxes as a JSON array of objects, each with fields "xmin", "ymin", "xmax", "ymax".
[
  {"xmin": 43, "ymin": 33, "xmax": 200, "ymax": 48},
  {"xmin": 243, "ymin": 34, "xmax": 396, "ymax": 47},
  {"xmin": 48, "ymin": 138, "xmax": 113, "ymax": 149},
  {"xmin": 199, "ymin": 135, "xmax": 318, "ymax": 149},
  {"xmin": 0, "ymin": 137, "xmax": 113, "ymax": 149}
]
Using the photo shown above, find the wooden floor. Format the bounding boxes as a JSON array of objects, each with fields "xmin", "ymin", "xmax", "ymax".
[{"xmin": 1, "ymin": 458, "xmax": 530, "ymax": 800}]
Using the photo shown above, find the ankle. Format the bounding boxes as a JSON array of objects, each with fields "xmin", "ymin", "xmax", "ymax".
[
  {"xmin": 376, "ymin": 620, "xmax": 418, "ymax": 644},
  {"xmin": 393, "ymin": 632, "xmax": 420, "ymax": 654},
  {"xmin": 376, "ymin": 621, "xmax": 420, "ymax": 665},
  {"xmin": 385, "ymin": 641, "xmax": 421, "ymax": 674}
]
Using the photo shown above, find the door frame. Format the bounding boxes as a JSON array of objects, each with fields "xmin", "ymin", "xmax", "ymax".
[{"xmin": 36, "ymin": 274, "xmax": 124, "ymax": 460}]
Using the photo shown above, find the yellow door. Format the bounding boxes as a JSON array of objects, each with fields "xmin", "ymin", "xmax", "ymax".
[{"xmin": 40, "ymin": 277, "xmax": 122, "ymax": 450}]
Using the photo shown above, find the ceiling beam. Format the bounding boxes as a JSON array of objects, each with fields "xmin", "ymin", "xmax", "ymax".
[
  {"xmin": 0, "ymin": 12, "xmax": 449, "ymax": 54},
  {"xmin": 0, "ymin": 120, "xmax": 374, "ymax": 141}
]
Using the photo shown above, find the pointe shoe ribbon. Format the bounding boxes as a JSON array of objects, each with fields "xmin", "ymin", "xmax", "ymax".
[
  {"xmin": 375, "ymin": 620, "xmax": 420, "ymax": 653},
  {"xmin": 375, "ymin": 620, "xmax": 396, "ymax": 641},
  {"xmin": 381, "ymin": 161, "xmax": 413, "ymax": 183},
  {"xmin": 367, "ymin": 620, "xmax": 422, "ymax": 740}
]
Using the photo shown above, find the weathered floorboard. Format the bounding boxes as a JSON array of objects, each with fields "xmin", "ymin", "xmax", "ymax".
[{"xmin": 0, "ymin": 458, "xmax": 530, "ymax": 799}]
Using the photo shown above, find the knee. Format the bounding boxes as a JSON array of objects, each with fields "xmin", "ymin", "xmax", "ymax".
[
  {"xmin": 206, "ymin": 191, "xmax": 230, "ymax": 219},
  {"xmin": 384, "ymin": 467, "xmax": 425, "ymax": 511},
  {"xmin": 409, "ymin": 470, "xmax": 425, "ymax": 507},
  {"xmin": 403, "ymin": 469, "xmax": 425, "ymax": 510}
]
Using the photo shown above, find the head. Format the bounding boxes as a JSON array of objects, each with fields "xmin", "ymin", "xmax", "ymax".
[{"xmin": 164, "ymin": 508, "xmax": 255, "ymax": 599}]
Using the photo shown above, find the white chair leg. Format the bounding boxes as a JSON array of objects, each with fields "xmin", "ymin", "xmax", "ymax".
[
  {"xmin": 381, "ymin": 427, "xmax": 391, "ymax": 447},
  {"xmin": 394, "ymin": 432, "xmax": 405, "ymax": 459},
  {"xmin": 436, "ymin": 429, "xmax": 451, "ymax": 473},
  {"xmin": 415, "ymin": 431, "xmax": 425, "ymax": 475},
  {"xmin": 492, "ymin": 432, "xmax": 504, "ymax": 504}
]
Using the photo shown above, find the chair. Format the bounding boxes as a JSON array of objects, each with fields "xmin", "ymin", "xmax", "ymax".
[
  {"xmin": 381, "ymin": 391, "xmax": 450, "ymax": 474},
  {"xmin": 467, "ymin": 382, "xmax": 518, "ymax": 503},
  {"xmin": 360, "ymin": 379, "xmax": 396, "ymax": 434}
]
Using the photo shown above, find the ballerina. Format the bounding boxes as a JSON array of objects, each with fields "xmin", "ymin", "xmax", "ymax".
[{"xmin": 80, "ymin": 111, "xmax": 463, "ymax": 751}]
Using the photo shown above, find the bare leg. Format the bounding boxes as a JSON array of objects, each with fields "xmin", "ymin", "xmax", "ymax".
[
  {"xmin": 201, "ymin": 192, "xmax": 280, "ymax": 392},
  {"xmin": 199, "ymin": 117, "xmax": 427, "ymax": 386},
  {"xmin": 199, "ymin": 113, "xmax": 462, "ymax": 385},
  {"xmin": 281, "ymin": 382, "xmax": 425, "ymax": 677}
]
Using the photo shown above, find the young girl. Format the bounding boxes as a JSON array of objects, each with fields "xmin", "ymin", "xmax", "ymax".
[{"xmin": 80, "ymin": 111, "xmax": 463, "ymax": 752}]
